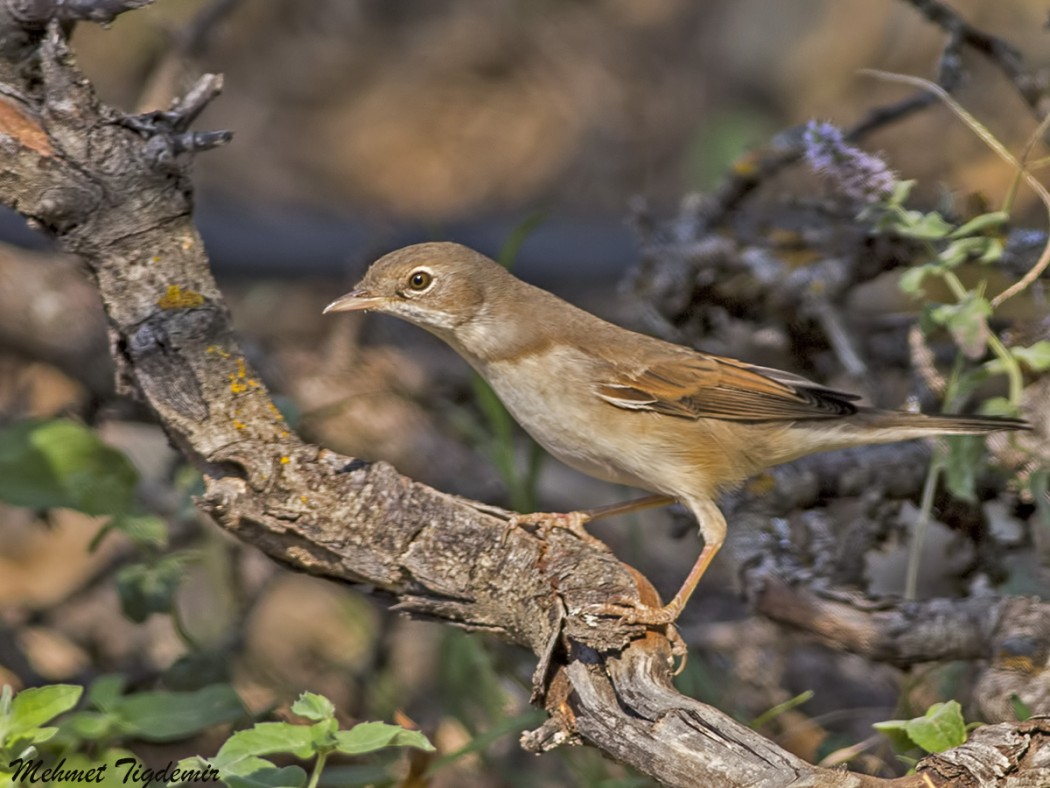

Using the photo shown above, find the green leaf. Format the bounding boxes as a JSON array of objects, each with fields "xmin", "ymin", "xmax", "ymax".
[
  {"xmin": 750, "ymin": 690, "xmax": 814, "ymax": 730},
  {"xmin": 224, "ymin": 766, "xmax": 307, "ymax": 788},
  {"xmin": 930, "ymin": 296, "xmax": 992, "ymax": 359},
  {"xmin": 290, "ymin": 692, "xmax": 335, "ymax": 723},
  {"xmin": 904, "ymin": 701, "xmax": 967, "ymax": 753},
  {"xmin": 164, "ymin": 649, "xmax": 231, "ymax": 691},
  {"xmin": 60, "ymin": 711, "xmax": 116, "ymax": 741},
  {"xmin": 110, "ymin": 684, "xmax": 244, "ymax": 742},
  {"xmin": 896, "ymin": 210, "xmax": 954, "ymax": 240},
  {"xmin": 899, "ymin": 264, "xmax": 939, "ymax": 295},
  {"xmin": 977, "ymin": 237, "xmax": 1004, "ymax": 263},
  {"xmin": 933, "ymin": 236, "xmax": 1004, "ymax": 268},
  {"xmin": 0, "ymin": 420, "xmax": 138, "ymax": 516},
  {"xmin": 85, "ymin": 676, "xmax": 126, "ymax": 713},
  {"xmin": 884, "ymin": 179, "xmax": 916, "ymax": 209},
  {"xmin": 308, "ymin": 719, "xmax": 339, "ymax": 752},
  {"xmin": 978, "ymin": 396, "xmax": 1020, "ymax": 419},
  {"xmin": 115, "ymin": 557, "xmax": 185, "ymax": 622},
  {"xmin": 1010, "ymin": 341, "xmax": 1050, "ymax": 372},
  {"xmin": 947, "ymin": 211, "xmax": 1009, "ymax": 239},
  {"xmin": 1010, "ymin": 694, "xmax": 1032, "ymax": 722},
  {"xmin": 498, "ymin": 208, "xmax": 549, "ymax": 271},
  {"xmin": 937, "ymin": 237, "xmax": 985, "ymax": 268},
  {"xmin": 109, "ymin": 515, "xmax": 169, "ymax": 549},
  {"xmin": 333, "ymin": 721, "xmax": 434, "ymax": 756},
  {"xmin": 46, "ymin": 751, "xmax": 130, "ymax": 787},
  {"xmin": 171, "ymin": 756, "xmax": 306, "ymax": 788},
  {"xmin": 7, "ymin": 685, "xmax": 82, "ymax": 733},
  {"xmin": 212, "ymin": 722, "xmax": 318, "ymax": 765},
  {"xmin": 943, "ymin": 435, "xmax": 984, "ymax": 502}
]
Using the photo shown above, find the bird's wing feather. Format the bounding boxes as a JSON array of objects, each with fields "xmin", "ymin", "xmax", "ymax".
[{"xmin": 595, "ymin": 352, "xmax": 859, "ymax": 422}]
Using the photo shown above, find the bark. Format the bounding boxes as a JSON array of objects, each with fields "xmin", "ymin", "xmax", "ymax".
[{"xmin": 0, "ymin": 4, "xmax": 1048, "ymax": 786}]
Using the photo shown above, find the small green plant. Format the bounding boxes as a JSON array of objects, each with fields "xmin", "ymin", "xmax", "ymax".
[
  {"xmin": 0, "ymin": 681, "xmax": 248, "ymax": 787},
  {"xmin": 805, "ymin": 75, "xmax": 1050, "ymax": 599},
  {"xmin": 0, "ymin": 418, "xmax": 167, "ymax": 548},
  {"xmin": 175, "ymin": 691, "xmax": 434, "ymax": 788},
  {"xmin": 0, "ymin": 684, "xmax": 83, "ymax": 775},
  {"xmin": 0, "ymin": 418, "xmax": 185, "ymax": 611},
  {"xmin": 749, "ymin": 690, "xmax": 814, "ymax": 730},
  {"xmin": 874, "ymin": 699, "xmax": 971, "ymax": 768}
]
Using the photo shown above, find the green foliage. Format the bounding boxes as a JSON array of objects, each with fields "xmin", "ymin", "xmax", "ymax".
[
  {"xmin": 0, "ymin": 420, "xmax": 138, "ymax": 516},
  {"xmin": 114, "ymin": 555, "xmax": 187, "ymax": 623},
  {"xmin": 498, "ymin": 208, "xmax": 549, "ymax": 270},
  {"xmin": 927, "ymin": 294, "xmax": 992, "ymax": 360},
  {"xmin": 0, "ymin": 684, "xmax": 83, "ymax": 765},
  {"xmin": 1, "ymin": 683, "xmax": 429, "ymax": 788},
  {"xmin": 0, "ymin": 417, "xmax": 173, "ymax": 551},
  {"xmin": 55, "ymin": 678, "xmax": 246, "ymax": 747},
  {"xmin": 874, "ymin": 700, "xmax": 968, "ymax": 755},
  {"xmin": 858, "ymin": 110, "xmax": 1047, "ymax": 597},
  {"xmin": 942, "ymin": 435, "xmax": 984, "ymax": 503},
  {"xmin": 749, "ymin": 690, "xmax": 814, "ymax": 730},
  {"xmin": 176, "ymin": 691, "xmax": 433, "ymax": 788},
  {"xmin": 1010, "ymin": 694, "xmax": 1032, "ymax": 722},
  {"xmin": 1003, "ymin": 341, "xmax": 1050, "ymax": 373}
]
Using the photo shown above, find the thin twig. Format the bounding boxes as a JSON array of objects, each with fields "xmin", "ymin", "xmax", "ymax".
[
  {"xmin": 863, "ymin": 69, "xmax": 1050, "ymax": 309},
  {"xmin": 901, "ymin": 0, "xmax": 1046, "ymax": 116}
]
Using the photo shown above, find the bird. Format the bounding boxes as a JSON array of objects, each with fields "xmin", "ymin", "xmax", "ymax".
[{"xmin": 324, "ymin": 242, "xmax": 1029, "ymax": 626}]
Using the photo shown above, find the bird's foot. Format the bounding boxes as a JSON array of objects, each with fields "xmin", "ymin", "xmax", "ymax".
[
  {"xmin": 509, "ymin": 510, "xmax": 609, "ymax": 550},
  {"xmin": 583, "ymin": 597, "xmax": 688, "ymax": 673},
  {"xmin": 586, "ymin": 596, "xmax": 682, "ymax": 626}
]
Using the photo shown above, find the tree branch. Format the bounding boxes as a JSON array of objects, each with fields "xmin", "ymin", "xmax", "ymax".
[{"xmin": 0, "ymin": 8, "xmax": 1047, "ymax": 787}]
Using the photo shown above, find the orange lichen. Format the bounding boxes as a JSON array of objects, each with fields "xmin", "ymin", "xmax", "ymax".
[
  {"xmin": 229, "ymin": 358, "xmax": 260, "ymax": 394},
  {"xmin": 0, "ymin": 97, "xmax": 53, "ymax": 156},
  {"xmin": 156, "ymin": 284, "xmax": 204, "ymax": 309},
  {"xmin": 730, "ymin": 151, "xmax": 760, "ymax": 177}
]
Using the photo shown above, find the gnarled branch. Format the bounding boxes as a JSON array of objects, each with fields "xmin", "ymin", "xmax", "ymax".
[{"xmin": 0, "ymin": 5, "xmax": 1047, "ymax": 787}]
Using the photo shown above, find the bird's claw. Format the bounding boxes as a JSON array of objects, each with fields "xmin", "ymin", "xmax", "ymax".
[
  {"xmin": 582, "ymin": 597, "xmax": 688, "ymax": 673},
  {"xmin": 509, "ymin": 510, "xmax": 608, "ymax": 550},
  {"xmin": 586, "ymin": 597, "xmax": 680, "ymax": 626}
]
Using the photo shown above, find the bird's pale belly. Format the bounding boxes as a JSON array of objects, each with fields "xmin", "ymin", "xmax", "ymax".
[{"xmin": 480, "ymin": 353, "xmax": 729, "ymax": 496}]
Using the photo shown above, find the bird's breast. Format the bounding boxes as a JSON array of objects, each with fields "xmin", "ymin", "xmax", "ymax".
[{"xmin": 478, "ymin": 348, "xmax": 737, "ymax": 496}]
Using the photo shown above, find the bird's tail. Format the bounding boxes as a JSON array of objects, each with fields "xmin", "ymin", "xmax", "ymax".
[{"xmin": 848, "ymin": 408, "xmax": 1029, "ymax": 443}]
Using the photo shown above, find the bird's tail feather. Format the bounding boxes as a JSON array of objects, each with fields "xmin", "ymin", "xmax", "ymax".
[{"xmin": 849, "ymin": 409, "xmax": 1029, "ymax": 442}]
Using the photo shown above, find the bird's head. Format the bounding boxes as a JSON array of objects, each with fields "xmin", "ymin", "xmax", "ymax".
[{"xmin": 323, "ymin": 242, "xmax": 504, "ymax": 334}]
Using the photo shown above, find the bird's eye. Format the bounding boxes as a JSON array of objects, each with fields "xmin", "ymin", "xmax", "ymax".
[{"xmin": 407, "ymin": 270, "xmax": 432, "ymax": 291}]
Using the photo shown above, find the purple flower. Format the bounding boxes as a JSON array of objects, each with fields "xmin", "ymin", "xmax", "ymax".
[{"xmin": 803, "ymin": 121, "xmax": 897, "ymax": 204}]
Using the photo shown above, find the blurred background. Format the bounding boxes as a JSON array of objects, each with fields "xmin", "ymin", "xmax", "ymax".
[{"xmin": 1, "ymin": 1, "xmax": 1048, "ymax": 785}]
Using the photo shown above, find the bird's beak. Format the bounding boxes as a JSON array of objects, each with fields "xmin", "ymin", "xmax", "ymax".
[{"xmin": 323, "ymin": 288, "xmax": 384, "ymax": 314}]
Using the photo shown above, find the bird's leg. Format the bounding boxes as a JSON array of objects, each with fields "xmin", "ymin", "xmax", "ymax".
[
  {"xmin": 589, "ymin": 498, "xmax": 727, "ymax": 626},
  {"xmin": 510, "ymin": 494, "xmax": 675, "ymax": 548},
  {"xmin": 582, "ymin": 494, "xmax": 677, "ymax": 521}
]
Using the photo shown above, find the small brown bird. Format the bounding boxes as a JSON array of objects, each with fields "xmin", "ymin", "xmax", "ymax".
[{"xmin": 325, "ymin": 242, "xmax": 1027, "ymax": 625}]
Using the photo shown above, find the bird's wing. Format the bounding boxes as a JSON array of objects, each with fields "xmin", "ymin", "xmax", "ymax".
[{"xmin": 595, "ymin": 352, "xmax": 860, "ymax": 422}]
